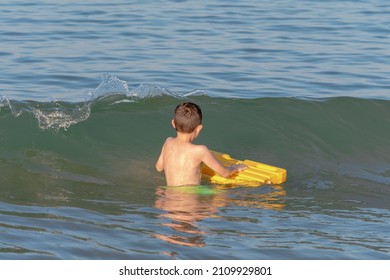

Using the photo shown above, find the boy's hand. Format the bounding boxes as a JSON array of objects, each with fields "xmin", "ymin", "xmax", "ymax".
[{"xmin": 230, "ymin": 164, "xmax": 247, "ymax": 173}]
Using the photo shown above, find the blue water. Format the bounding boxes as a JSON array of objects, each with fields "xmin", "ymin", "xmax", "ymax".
[
  {"xmin": 2, "ymin": 0, "xmax": 389, "ymax": 101},
  {"xmin": 0, "ymin": 0, "xmax": 389, "ymax": 260}
]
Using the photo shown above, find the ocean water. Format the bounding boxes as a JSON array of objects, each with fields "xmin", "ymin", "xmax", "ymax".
[{"xmin": 0, "ymin": 0, "xmax": 389, "ymax": 260}]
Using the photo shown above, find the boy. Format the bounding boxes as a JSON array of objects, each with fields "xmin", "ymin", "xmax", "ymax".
[{"xmin": 156, "ymin": 102, "xmax": 246, "ymax": 186}]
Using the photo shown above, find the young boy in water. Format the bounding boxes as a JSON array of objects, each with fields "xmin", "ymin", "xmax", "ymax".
[{"xmin": 156, "ymin": 102, "xmax": 246, "ymax": 186}]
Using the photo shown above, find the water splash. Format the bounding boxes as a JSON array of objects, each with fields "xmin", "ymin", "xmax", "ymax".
[
  {"xmin": 88, "ymin": 73, "xmax": 130, "ymax": 98},
  {"xmin": 32, "ymin": 101, "xmax": 91, "ymax": 131},
  {"xmin": 2, "ymin": 74, "xmax": 208, "ymax": 131},
  {"xmin": 184, "ymin": 89, "xmax": 208, "ymax": 97},
  {"xmin": 128, "ymin": 83, "xmax": 176, "ymax": 99},
  {"xmin": 0, "ymin": 95, "xmax": 22, "ymax": 117},
  {"xmin": 0, "ymin": 96, "xmax": 9, "ymax": 112},
  {"xmin": 90, "ymin": 74, "xmax": 208, "ymax": 99}
]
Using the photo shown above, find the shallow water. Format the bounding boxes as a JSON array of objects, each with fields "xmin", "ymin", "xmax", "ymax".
[
  {"xmin": 1, "ymin": 94, "xmax": 389, "ymax": 259},
  {"xmin": 0, "ymin": 0, "xmax": 389, "ymax": 259}
]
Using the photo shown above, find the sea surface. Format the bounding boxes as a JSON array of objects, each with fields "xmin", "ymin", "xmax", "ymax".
[{"xmin": 0, "ymin": 0, "xmax": 389, "ymax": 259}]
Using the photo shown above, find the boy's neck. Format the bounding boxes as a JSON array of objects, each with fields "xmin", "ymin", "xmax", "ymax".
[{"xmin": 176, "ymin": 131, "xmax": 196, "ymax": 142}]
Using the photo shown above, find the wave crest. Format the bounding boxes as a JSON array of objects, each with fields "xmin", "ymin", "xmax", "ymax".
[{"xmin": 1, "ymin": 74, "xmax": 209, "ymax": 131}]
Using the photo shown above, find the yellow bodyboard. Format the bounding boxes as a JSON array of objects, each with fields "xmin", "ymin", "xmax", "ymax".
[{"xmin": 202, "ymin": 151, "xmax": 287, "ymax": 186}]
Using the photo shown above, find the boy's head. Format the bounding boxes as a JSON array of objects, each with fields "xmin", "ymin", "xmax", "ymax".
[{"xmin": 173, "ymin": 102, "xmax": 202, "ymax": 133}]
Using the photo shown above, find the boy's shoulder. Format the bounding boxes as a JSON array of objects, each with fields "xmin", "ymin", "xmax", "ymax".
[
  {"xmin": 163, "ymin": 137, "xmax": 209, "ymax": 154},
  {"xmin": 192, "ymin": 143, "xmax": 210, "ymax": 154},
  {"xmin": 163, "ymin": 137, "xmax": 175, "ymax": 146}
]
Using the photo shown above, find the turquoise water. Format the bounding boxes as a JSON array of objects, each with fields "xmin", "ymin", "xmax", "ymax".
[{"xmin": 1, "ymin": 0, "xmax": 390, "ymax": 259}]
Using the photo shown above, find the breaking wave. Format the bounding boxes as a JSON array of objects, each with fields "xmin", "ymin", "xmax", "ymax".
[{"xmin": 1, "ymin": 74, "xmax": 208, "ymax": 131}]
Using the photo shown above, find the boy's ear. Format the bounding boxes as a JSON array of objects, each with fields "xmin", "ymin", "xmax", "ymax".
[
  {"xmin": 171, "ymin": 119, "xmax": 176, "ymax": 129},
  {"xmin": 196, "ymin": 124, "xmax": 203, "ymax": 134}
]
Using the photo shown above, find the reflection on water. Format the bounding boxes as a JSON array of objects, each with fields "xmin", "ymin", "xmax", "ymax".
[
  {"xmin": 220, "ymin": 185, "xmax": 287, "ymax": 211},
  {"xmin": 154, "ymin": 186, "xmax": 225, "ymax": 247},
  {"xmin": 154, "ymin": 185, "xmax": 286, "ymax": 247}
]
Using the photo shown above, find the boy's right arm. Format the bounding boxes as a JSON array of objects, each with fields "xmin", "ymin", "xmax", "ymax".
[
  {"xmin": 156, "ymin": 140, "xmax": 167, "ymax": 172},
  {"xmin": 200, "ymin": 146, "xmax": 246, "ymax": 178}
]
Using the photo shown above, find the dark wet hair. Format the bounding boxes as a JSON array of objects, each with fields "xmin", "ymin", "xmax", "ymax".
[{"xmin": 173, "ymin": 102, "xmax": 202, "ymax": 133}]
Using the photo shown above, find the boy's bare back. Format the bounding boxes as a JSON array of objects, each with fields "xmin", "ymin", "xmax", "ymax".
[
  {"xmin": 156, "ymin": 137, "xmax": 206, "ymax": 186},
  {"xmin": 156, "ymin": 102, "xmax": 246, "ymax": 186}
]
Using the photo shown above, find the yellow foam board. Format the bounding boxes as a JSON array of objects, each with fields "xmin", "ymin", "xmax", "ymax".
[{"xmin": 202, "ymin": 151, "xmax": 287, "ymax": 186}]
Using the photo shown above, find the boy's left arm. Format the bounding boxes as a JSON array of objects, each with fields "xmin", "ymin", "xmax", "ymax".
[{"xmin": 200, "ymin": 146, "xmax": 246, "ymax": 178}]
